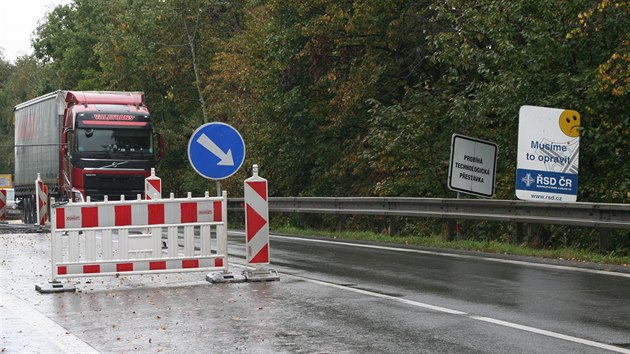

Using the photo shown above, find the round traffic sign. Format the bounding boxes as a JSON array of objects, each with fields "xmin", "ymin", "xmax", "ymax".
[{"xmin": 187, "ymin": 122, "xmax": 246, "ymax": 180}]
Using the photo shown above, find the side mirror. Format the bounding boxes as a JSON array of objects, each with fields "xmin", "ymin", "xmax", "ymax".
[{"xmin": 153, "ymin": 133, "xmax": 165, "ymax": 161}]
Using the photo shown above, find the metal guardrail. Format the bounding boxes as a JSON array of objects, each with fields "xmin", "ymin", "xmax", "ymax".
[{"xmin": 228, "ymin": 197, "xmax": 630, "ymax": 229}]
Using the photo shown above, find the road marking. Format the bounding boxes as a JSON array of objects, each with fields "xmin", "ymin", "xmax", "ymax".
[
  {"xmin": 0, "ymin": 292, "xmax": 99, "ymax": 354},
  {"xmin": 470, "ymin": 316, "xmax": 630, "ymax": 353},
  {"xmin": 280, "ymin": 273, "xmax": 630, "ymax": 354},
  {"xmin": 231, "ymin": 232, "xmax": 630, "ymax": 278}
]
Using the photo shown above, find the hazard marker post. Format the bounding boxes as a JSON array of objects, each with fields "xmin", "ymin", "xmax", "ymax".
[
  {"xmin": 145, "ymin": 168, "xmax": 162, "ymax": 200},
  {"xmin": 35, "ymin": 173, "xmax": 48, "ymax": 226},
  {"xmin": 0, "ymin": 189, "xmax": 6, "ymax": 222},
  {"xmin": 242, "ymin": 165, "xmax": 279, "ymax": 282}
]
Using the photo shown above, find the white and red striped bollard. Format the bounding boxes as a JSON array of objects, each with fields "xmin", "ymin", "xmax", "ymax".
[
  {"xmin": 145, "ymin": 168, "xmax": 162, "ymax": 200},
  {"xmin": 0, "ymin": 189, "xmax": 6, "ymax": 222},
  {"xmin": 44, "ymin": 185, "xmax": 49, "ymax": 223},
  {"xmin": 245, "ymin": 164, "xmax": 269, "ymax": 264},
  {"xmin": 36, "ymin": 173, "xmax": 48, "ymax": 225},
  {"xmin": 243, "ymin": 165, "xmax": 279, "ymax": 281}
]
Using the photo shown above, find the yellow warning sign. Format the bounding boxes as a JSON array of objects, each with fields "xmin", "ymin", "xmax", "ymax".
[{"xmin": 0, "ymin": 174, "xmax": 12, "ymax": 189}]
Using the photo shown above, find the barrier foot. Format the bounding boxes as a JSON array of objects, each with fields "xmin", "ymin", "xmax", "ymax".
[
  {"xmin": 243, "ymin": 269, "xmax": 280, "ymax": 282},
  {"xmin": 206, "ymin": 271, "xmax": 246, "ymax": 284},
  {"xmin": 36, "ymin": 281, "xmax": 76, "ymax": 294}
]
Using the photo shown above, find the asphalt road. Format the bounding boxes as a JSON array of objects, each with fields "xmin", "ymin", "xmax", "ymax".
[{"xmin": 1, "ymin": 228, "xmax": 629, "ymax": 353}]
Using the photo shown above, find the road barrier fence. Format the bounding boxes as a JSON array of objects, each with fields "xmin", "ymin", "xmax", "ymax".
[
  {"xmin": 0, "ymin": 189, "xmax": 6, "ymax": 222},
  {"xmin": 37, "ymin": 191, "xmax": 228, "ymax": 292},
  {"xmin": 36, "ymin": 165, "xmax": 280, "ymax": 292}
]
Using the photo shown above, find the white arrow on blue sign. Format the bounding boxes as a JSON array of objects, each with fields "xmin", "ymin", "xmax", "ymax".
[{"xmin": 187, "ymin": 122, "xmax": 246, "ymax": 180}]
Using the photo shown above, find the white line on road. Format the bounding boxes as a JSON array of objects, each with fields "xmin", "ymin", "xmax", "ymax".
[
  {"xmin": 0, "ymin": 292, "xmax": 99, "ymax": 354},
  {"xmin": 233, "ymin": 232, "xmax": 629, "ymax": 278},
  {"xmin": 228, "ymin": 233, "xmax": 630, "ymax": 352},
  {"xmin": 281, "ymin": 273, "xmax": 630, "ymax": 354}
]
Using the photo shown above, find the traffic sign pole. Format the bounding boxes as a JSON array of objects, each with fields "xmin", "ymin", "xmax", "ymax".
[{"xmin": 187, "ymin": 122, "xmax": 250, "ymax": 282}]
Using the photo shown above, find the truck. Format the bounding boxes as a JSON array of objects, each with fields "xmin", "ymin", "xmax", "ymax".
[{"xmin": 14, "ymin": 90, "xmax": 164, "ymax": 223}]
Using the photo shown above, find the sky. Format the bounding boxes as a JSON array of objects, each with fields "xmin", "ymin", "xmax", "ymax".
[{"xmin": 0, "ymin": 0, "xmax": 72, "ymax": 63}]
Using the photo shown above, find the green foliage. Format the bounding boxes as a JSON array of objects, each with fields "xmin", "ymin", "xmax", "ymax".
[{"xmin": 1, "ymin": 0, "xmax": 628, "ymax": 254}]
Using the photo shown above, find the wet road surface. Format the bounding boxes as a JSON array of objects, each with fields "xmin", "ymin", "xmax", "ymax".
[{"xmin": 1, "ymin": 228, "xmax": 629, "ymax": 353}]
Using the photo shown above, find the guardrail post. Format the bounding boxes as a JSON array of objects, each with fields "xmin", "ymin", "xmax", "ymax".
[
  {"xmin": 599, "ymin": 229, "xmax": 610, "ymax": 253},
  {"xmin": 516, "ymin": 223, "xmax": 525, "ymax": 244},
  {"xmin": 388, "ymin": 216, "xmax": 397, "ymax": 236},
  {"xmin": 447, "ymin": 220, "xmax": 457, "ymax": 241},
  {"xmin": 338, "ymin": 215, "xmax": 347, "ymax": 232},
  {"xmin": 298, "ymin": 213, "xmax": 305, "ymax": 229}
]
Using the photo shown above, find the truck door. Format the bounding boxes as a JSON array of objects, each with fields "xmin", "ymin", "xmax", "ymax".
[{"xmin": 62, "ymin": 130, "xmax": 74, "ymax": 200}]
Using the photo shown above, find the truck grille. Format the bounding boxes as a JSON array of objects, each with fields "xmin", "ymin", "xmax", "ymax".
[{"xmin": 84, "ymin": 174, "xmax": 145, "ymax": 201}]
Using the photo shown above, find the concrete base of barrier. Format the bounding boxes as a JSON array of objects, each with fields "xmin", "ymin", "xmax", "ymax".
[
  {"xmin": 243, "ymin": 269, "xmax": 280, "ymax": 282},
  {"xmin": 206, "ymin": 271, "xmax": 246, "ymax": 284},
  {"xmin": 35, "ymin": 281, "xmax": 76, "ymax": 293}
]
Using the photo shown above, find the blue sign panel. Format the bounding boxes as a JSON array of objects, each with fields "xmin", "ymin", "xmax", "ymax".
[
  {"xmin": 516, "ymin": 168, "xmax": 578, "ymax": 196},
  {"xmin": 187, "ymin": 122, "xmax": 246, "ymax": 180}
]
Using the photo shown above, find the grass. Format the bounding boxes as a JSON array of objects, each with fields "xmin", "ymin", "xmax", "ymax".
[{"xmin": 270, "ymin": 225, "xmax": 630, "ymax": 267}]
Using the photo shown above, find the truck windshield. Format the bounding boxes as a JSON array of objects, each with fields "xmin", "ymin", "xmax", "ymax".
[{"xmin": 77, "ymin": 128, "xmax": 153, "ymax": 157}]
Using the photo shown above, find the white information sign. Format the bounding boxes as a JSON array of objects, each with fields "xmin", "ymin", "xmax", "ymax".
[
  {"xmin": 448, "ymin": 134, "xmax": 498, "ymax": 198},
  {"xmin": 516, "ymin": 105, "xmax": 580, "ymax": 202}
]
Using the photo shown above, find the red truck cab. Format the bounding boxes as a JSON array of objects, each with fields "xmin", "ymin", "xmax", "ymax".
[{"xmin": 61, "ymin": 91, "xmax": 163, "ymax": 201}]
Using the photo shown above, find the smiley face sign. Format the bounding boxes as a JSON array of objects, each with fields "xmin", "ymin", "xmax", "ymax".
[
  {"xmin": 516, "ymin": 105, "xmax": 581, "ymax": 202},
  {"xmin": 559, "ymin": 110, "xmax": 580, "ymax": 138}
]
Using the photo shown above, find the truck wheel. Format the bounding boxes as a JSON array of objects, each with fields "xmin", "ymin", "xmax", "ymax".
[
  {"xmin": 31, "ymin": 195, "xmax": 37, "ymax": 225},
  {"xmin": 21, "ymin": 198, "xmax": 28, "ymax": 224},
  {"xmin": 25, "ymin": 196, "xmax": 36, "ymax": 225},
  {"xmin": 22, "ymin": 197, "xmax": 30, "ymax": 224},
  {"xmin": 26, "ymin": 196, "xmax": 33, "ymax": 224}
]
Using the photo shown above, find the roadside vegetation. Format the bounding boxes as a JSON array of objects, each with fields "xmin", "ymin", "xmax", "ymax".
[{"xmin": 1, "ymin": 0, "xmax": 628, "ymax": 256}]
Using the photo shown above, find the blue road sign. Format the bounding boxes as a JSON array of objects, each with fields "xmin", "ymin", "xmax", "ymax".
[{"xmin": 187, "ymin": 122, "xmax": 246, "ymax": 180}]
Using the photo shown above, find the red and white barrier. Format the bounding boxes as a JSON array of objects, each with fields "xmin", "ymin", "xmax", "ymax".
[
  {"xmin": 145, "ymin": 168, "xmax": 162, "ymax": 200},
  {"xmin": 239, "ymin": 165, "xmax": 279, "ymax": 282},
  {"xmin": 44, "ymin": 191, "xmax": 228, "ymax": 285},
  {"xmin": 0, "ymin": 189, "xmax": 6, "ymax": 222},
  {"xmin": 36, "ymin": 173, "xmax": 48, "ymax": 225},
  {"xmin": 245, "ymin": 165, "xmax": 269, "ymax": 264}
]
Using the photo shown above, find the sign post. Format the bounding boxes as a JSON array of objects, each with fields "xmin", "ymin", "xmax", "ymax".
[
  {"xmin": 188, "ymin": 122, "xmax": 246, "ymax": 181},
  {"xmin": 188, "ymin": 122, "xmax": 246, "ymax": 283},
  {"xmin": 516, "ymin": 105, "xmax": 580, "ymax": 202}
]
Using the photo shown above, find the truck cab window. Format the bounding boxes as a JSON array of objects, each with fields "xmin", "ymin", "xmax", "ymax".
[{"xmin": 76, "ymin": 128, "xmax": 153, "ymax": 157}]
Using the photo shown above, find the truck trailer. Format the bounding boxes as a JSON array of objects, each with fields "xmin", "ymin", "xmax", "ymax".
[{"xmin": 14, "ymin": 90, "xmax": 164, "ymax": 223}]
